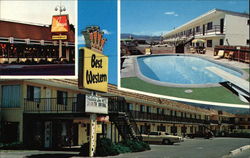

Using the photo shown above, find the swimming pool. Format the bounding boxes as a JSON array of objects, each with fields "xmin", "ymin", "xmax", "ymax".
[{"xmin": 136, "ymin": 55, "xmax": 244, "ymax": 87}]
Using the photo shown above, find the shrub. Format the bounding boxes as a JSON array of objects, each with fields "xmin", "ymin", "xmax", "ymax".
[
  {"xmin": 121, "ymin": 139, "xmax": 150, "ymax": 152},
  {"xmin": 95, "ymin": 138, "xmax": 120, "ymax": 156},
  {"xmin": 79, "ymin": 138, "xmax": 150, "ymax": 157},
  {"xmin": 115, "ymin": 143, "xmax": 131, "ymax": 153},
  {"xmin": 39, "ymin": 59, "xmax": 47, "ymax": 64},
  {"xmin": 11, "ymin": 61, "xmax": 18, "ymax": 64}
]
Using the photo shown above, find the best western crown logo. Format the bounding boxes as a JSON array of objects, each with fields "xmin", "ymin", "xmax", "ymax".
[{"xmin": 81, "ymin": 26, "xmax": 107, "ymax": 53}]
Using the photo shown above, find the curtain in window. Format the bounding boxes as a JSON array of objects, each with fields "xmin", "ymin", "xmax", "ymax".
[{"xmin": 2, "ymin": 85, "xmax": 20, "ymax": 107}]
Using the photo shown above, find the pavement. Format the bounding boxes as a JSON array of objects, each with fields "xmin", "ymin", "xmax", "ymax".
[
  {"xmin": 1, "ymin": 137, "xmax": 250, "ymax": 158},
  {"xmin": 0, "ymin": 64, "xmax": 75, "ymax": 76}
]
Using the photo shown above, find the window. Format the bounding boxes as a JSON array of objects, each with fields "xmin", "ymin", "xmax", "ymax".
[
  {"xmin": 207, "ymin": 22, "xmax": 213, "ymax": 30},
  {"xmin": 171, "ymin": 126, "xmax": 177, "ymax": 134},
  {"xmin": 140, "ymin": 105, "xmax": 145, "ymax": 112},
  {"xmin": 207, "ymin": 40, "xmax": 213, "ymax": 47},
  {"xmin": 2, "ymin": 85, "xmax": 20, "ymax": 107},
  {"xmin": 127, "ymin": 103, "xmax": 133, "ymax": 111},
  {"xmin": 146, "ymin": 106, "xmax": 151, "ymax": 113},
  {"xmin": 220, "ymin": 39, "xmax": 224, "ymax": 45},
  {"xmin": 157, "ymin": 124, "xmax": 166, "ymax": 132},
  {"xmin": 157, "ymin": 108, "xmax": 164, "ymax": 115},
  {"xmin": 27, "ymin": 85, "xmax": 41, "ymax": 102},
  {"xmin": 247, "ymin": 19, "xmax": 250, "ymax": 25},
  {"xmin": 196, "ymin": 26, "xmax": 200, "ymax": 32},
  {"xmin": 247, "ymin": 39, "xmax": 250, "ymax": 45},
  {"xmin": 57, "ymin": 90, "xmax": 67, "ymax": 105}
]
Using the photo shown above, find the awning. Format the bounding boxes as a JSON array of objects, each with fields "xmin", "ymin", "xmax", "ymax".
[{"xmin": 192, "ymin": 39, "xmax": 206, "ymax": 43}]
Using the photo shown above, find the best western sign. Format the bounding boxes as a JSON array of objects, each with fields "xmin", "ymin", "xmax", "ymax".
[{"xmin": 79, "ymin": 47, "xmax": 108, "ymax": 92}]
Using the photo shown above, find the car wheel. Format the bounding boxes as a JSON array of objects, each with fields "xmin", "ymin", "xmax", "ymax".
[{"xmin": 163, "ymin": 139, "xmax": 171, "ymax": 145}]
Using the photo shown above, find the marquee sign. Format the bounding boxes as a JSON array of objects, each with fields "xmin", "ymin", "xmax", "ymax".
[
  {"xmin": 51, "ymin": 15, "xmax": 69, "ymax": 33},
  {"xmin": 79, "ymin": 47, "xmax": 108, "ymax": 92},
  {"xmin": 85, "ymin": 94, "xmax": 108, "ymax": 114}
]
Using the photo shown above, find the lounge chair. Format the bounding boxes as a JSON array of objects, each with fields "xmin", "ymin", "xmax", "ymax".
[
  {"xmin": 145, "ymin": 48, "xmax": 152, "ymax": 55},
  {"xmin": 190, "ymin": 47, "xmax": 195, "ymax": 54},
  {"xmin": 214, "ymin": 50, "xmax": 224, "ymax": 59}
]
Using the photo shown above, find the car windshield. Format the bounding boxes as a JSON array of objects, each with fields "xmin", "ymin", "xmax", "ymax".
[{"xmin": 149, "ymin": 132, "xmax": 159, "ymax": 135}]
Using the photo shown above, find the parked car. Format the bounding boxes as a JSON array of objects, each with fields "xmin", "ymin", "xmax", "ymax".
[{"xmin": 142, "ymin": 131, "xmax": 183, "ymax": 145}]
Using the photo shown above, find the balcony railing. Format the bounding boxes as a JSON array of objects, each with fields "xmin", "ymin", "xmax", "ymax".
[
  {"xmin": 24, "ymin": 97, "xmax": 79, "ymax": 113},
  {"xmin": 164, "ymin": 25, "xmax": 225, "ymax": 41},
  {"xmin": 130, "ymin": 111, "xmax": 210, "ymax": 124}
]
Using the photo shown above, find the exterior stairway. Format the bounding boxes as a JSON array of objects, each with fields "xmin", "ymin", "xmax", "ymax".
[{"xmin": 108, "ymin": 96, "xmax": 142, "ymax": 141}]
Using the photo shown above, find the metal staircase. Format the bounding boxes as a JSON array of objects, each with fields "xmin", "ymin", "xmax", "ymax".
[{"xmin": 108, "ymin": 96, "xmax": 142, "ymax": 141}]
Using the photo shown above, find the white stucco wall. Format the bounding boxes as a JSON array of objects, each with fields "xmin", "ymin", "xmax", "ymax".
[{"xmin": 224, "ymin": 14, "xmax": 249, "ymax": 46}]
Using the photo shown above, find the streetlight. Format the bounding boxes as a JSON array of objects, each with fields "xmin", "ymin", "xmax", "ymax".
[
  {"xmin": 55, "ymin": 3, "xmax": 66, "ymax": 15},
  {"xmin": 55, "ymin": 3, "xmax": 66, "ymax": 60}
]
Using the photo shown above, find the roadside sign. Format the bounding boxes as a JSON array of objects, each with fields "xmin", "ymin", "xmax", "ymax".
[{"xmin": 52, "ymin": 35, "xmax": 67, "ymax": 40}]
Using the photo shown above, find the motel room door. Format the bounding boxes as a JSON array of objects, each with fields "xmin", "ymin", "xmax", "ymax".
[
  {"xmin": 45, "ymin": 88, "xmax": 52, "ymax": 111},
  {"xmin": 44, "ymin": 121, "xmax": 52, "ymax": 148}
]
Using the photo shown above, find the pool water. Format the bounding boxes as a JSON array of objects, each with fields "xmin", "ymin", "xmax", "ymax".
[{"xmin": 137, "ymin": 55, "xmax": 242, "ymax": 85}]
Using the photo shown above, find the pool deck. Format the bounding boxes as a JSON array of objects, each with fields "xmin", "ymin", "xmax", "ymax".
[{"xmin": 121, "ymin": 52, "xmax": 249, "ymax": 79}]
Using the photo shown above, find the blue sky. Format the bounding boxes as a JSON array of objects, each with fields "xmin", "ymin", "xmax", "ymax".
[
  {"xmin": 78, "ymin": 0, "xmax": 117, "ymax": 85},
  {"xmin": 121, "ymin": 0, "xmax": 249, "ymax": 36}
]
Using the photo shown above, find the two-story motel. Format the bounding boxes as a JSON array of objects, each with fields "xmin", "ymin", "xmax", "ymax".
[
  {"xmin": 163, "ymin": 9, "xmax": 249, "ymax": 50},
  {"xmin": 0, "ymin": 79, "xmax": 249, "ymax": 148}
]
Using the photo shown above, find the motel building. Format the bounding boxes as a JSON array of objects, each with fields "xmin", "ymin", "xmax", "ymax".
[
  {"xmin": 0, "ymin": 19, "xmax": 75, "ymax": 64},
  {"xmin": 163, "ymin": 9, "xmax": 249, "ymax": 53},
  {"xmin": 0, "ymin": 79, "xmax": 249, "ymax": 149}
]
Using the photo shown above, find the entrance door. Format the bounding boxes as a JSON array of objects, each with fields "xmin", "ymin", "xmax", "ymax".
[
  {"xmin": 45, "ymin": 88, "xmax": 51, "ymax": 111},
  {"xmin": 220, "ymin": 18, "xmax": 224, "ymax": 34},
  {"xmin": 44, "ymin": 121, "xmax": 52, "ymax": 148},
  {"xmin": 203, "ymin": 24, "xmax": 205, "ymax": 35}
]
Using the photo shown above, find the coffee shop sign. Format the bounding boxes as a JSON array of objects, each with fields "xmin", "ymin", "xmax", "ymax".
[{"xmin": 85, "ymin": 94, "xmax": 108, "ymax": 114}]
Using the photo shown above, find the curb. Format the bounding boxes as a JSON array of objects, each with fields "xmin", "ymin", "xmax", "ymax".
[{"xmin": 229, "ymin": 145, "xmax": 250, "ymax": 156}]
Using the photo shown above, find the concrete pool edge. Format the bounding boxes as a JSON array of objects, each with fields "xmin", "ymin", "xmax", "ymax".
[{"xmin": 135, "ymin": 54, "xmax": 249, "ymax": 88}]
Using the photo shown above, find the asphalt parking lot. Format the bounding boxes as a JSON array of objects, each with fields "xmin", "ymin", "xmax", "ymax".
[
  {"xmin": 113, "ymin": 137, "xmax": 250, "ymax": 158},
  {"xmin": 0, "ymin": 137, "xmax": 249, "ymax": 158}
]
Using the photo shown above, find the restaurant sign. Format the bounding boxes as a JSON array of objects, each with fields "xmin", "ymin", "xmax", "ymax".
[
  {"xmin": 79, "ymin": 47, "xmax": 108, "ymax": 92},
  {"xmin": 52, "ymin": 35, "xmax": 67, "ymax": 40},
  {"xmin": 51, "ymin": 15, "xmax": 69, "ymax": 33},
  {"xmin": 85, "ymin": 94, "xmax": 108, "ymax": 114}
]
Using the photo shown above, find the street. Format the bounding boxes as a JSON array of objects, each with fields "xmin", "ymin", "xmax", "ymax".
[{"xmin": 0, "ymin": 138, "xmax": 249, "ymax": 158}]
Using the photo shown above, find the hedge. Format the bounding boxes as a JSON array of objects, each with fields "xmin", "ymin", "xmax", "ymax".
[{"xmin": 79, "ymin": 138, "xmax": 150, "ymax": 157}]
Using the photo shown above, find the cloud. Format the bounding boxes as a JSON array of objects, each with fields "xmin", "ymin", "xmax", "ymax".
[
  {"xmin": 164, "ymin": 11, "xmax": 178, "ymax": 16},
  {"xmin": 164, "ymin": 11, "xmax": 175, "ymax": 15},
  {"xmin": 78, "ymin": 35, "xmax": 85, "ymax": 45},
  {"xmin": 102, "ymin": 29, "xmax": 111, "ymax": 35}
]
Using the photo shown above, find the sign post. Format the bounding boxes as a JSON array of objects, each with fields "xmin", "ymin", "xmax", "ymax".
[{"xmin": 89, "ymin": 113, "xmax": 97, "ymax": 157}]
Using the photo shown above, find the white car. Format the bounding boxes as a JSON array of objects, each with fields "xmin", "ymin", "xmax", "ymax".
[{"xmin": 142, "ymin": 131, "xmax": 183, "ymax": 145}]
